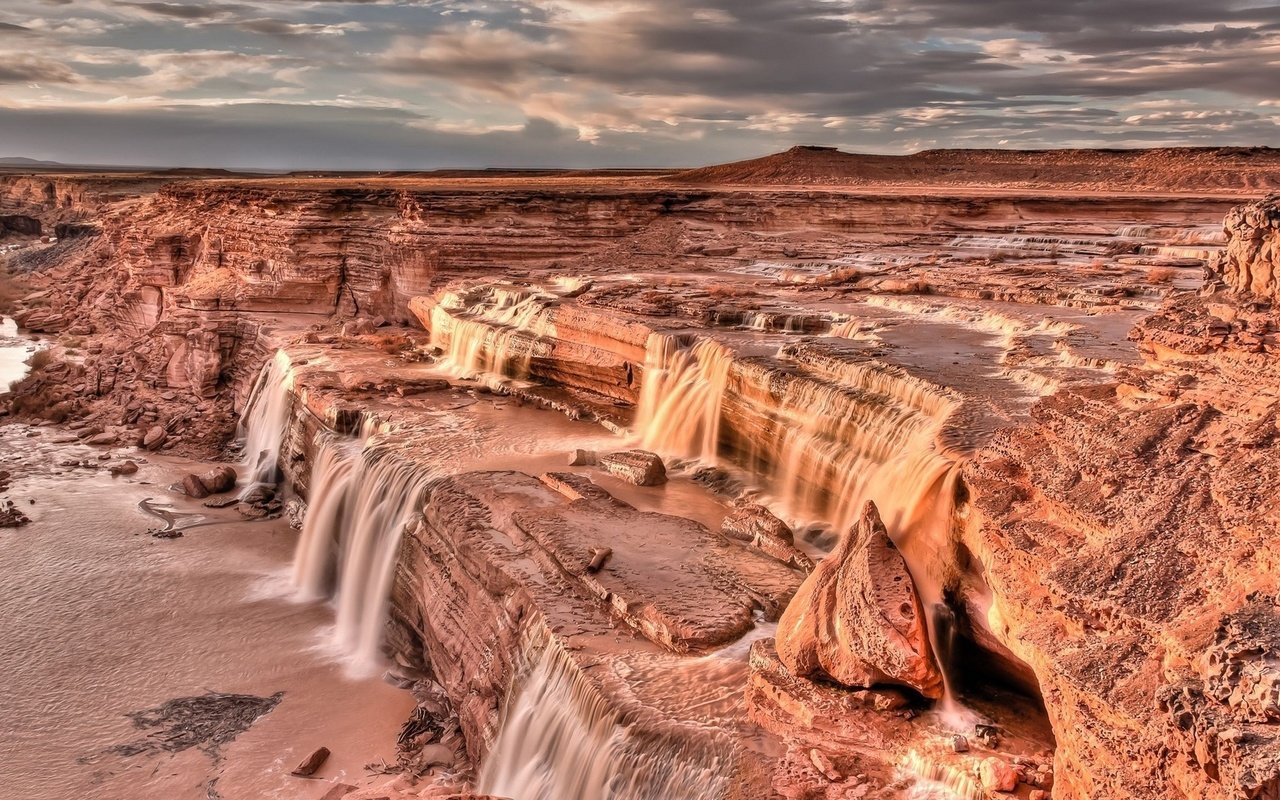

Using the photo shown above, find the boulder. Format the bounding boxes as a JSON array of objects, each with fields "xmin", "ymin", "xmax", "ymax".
[
  {"xmin": 722, "ymin": 501, "xmax": 814, "ymax": 571},
  {"xmin": 597, "ymin": 450, "xmax": 667, "ymax": 486},
  {"xmin": 181, "ymin": 473, "xmax": 210, "ymax": 499},
  {"xmin": 182, "ymin": 465, "xmax": 237, "ymax": 498},
  {"xmin": 567, "ymin": 448, "xmax": 597, "ymax": 466},
  {"xmin": 979, "ymin": 758, "xmax": 1019, "ymax": 793},
  {"xmin": 291, "ymin": 746, "xmax": 330, "ymax": 777},
  {"xmin": 85, "ymin": 431, "xmax": 117, "ymax": 447},
  {"xmin": 775, "ymin": 501, "xmax": 943, "ymax": 698},
  {"xmin": 142, "ymin": 425, "xmax": 167, "ymax": 450}
]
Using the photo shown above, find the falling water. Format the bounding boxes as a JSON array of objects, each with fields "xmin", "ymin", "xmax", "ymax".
[
  {"xmin": 633, "ymin": 333, "xmax": 969, "ymax": 708},
  {"xmin": 478, "ymin": 640, "xmax": 730, "ymax": 800},
  {"xmin": 635, "ymin": 334, "xmax": 733, "ymax": 463},
  {"xmin": 427, "ymin": 284, "xmax": 557, "ymax": 382},
  {"xmin": 236, "ymin": 349, "xmax": 295, "ymax": 493},
  {"xmin": 292, "ymin": 437, "xmax": 434, "ymax": 671}
]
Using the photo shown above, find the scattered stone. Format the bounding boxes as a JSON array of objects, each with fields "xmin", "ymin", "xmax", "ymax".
[
  {"xmin": 1029, "ymin": 791, "xmax": 1049, "ymax": 800},
  {"xmin": 142, "ymin": 425, "xmax": 167, "ymax": 450},
  {"xmin": 587, "ymin": 547, "xmax": 613, "ymax": 573},
  {"xmin": 284, "ymin": 498, "xmax": 305, "ymax": 529},
  {"xmin": 950, "ymin": 734, "xmax": 969, "ymax": 753},
  {"xmin": 974, "ymin": 723, "xmax": 1002, "ymax": 749},
  {"xmin": 567, "ymin": 448, "xmax": 597, "ymax": 466},
  {"xmin": 978, "ymin": 757, "xmax": 1018, "ymax": 793},
  {"xmin": 291, "ymin": 746, "xmax": 330, "ymax": 777},
  {"xmin": 0, "ymin": 500, "xmax": 31, "ymax": 528},
  {"xmin": 203, "ymin": 496, "xmax": 241, "ymax": 509},
  {"xmin": 110, "ymin": 460, "xmax": 140, "ymax": 476},
  {"xmin": 85, "ymin": 431, "xmax": 117, "ymax": 447},
  {"xmin": 597, "ymin": 449, "xmax": 667, "ymax": 486}
]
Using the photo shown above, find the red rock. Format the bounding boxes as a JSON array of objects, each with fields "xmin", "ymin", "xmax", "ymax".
[
  {"xmin": 775, "ymin": 501, "xmax": 942, "ymax": 699},
  {"xmin": 979, "ymin": 757, "xmax": 1019, "ymax": 793},
  {"xmin": 596, "ymin": 450, "xmax": 667, "ymax": 486}
]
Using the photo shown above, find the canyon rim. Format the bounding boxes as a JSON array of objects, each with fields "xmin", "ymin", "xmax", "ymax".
[{"xmin": 3, "ymin": 3, "xmax": 1280, "ymax": 800}]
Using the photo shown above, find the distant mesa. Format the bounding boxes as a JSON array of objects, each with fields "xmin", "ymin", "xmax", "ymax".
[{"xmin": 671, "ymin": 144, "xmax": 1280, "ymax": 191}]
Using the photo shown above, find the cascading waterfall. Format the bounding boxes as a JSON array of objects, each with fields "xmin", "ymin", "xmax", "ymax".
[
  {"xmin": 292, "ymin": 436, "xmax": 434, "ymax": 671},
  {"xmin": 236, "ymin": 349, "xmax": 295, "ymax": 493},
  {"xmin": 633, "ymin": 333, "xmax": 969, "ymax": 710},
  {"xmin": 635, "ymin": 335, "xmax": 733, "ymax": 463},
  {"xmin": 478, "ymin": 641, "xmax": 730, "ymax": 800},
  {"xmin": 428, "ymin": 284, "xmax": 557, "ymax": 382}
]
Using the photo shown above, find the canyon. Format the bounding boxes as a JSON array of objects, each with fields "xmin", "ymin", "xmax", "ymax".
[{"xmin": 1, "ymin": 148, "xmax": 1278, "ymax": 800}]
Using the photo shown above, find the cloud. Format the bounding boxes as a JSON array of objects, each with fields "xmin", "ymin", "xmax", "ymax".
[{"xmin": 0, "ymin": 0, "xmax": 1274, "ymax": 167}]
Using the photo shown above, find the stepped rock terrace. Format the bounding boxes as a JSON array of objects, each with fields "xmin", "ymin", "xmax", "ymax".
[{"xmin": 2, "ymin": 156, "xmax": 1278, "ymax": 800}]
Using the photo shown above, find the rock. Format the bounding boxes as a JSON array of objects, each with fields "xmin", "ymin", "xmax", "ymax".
[
  {"xmin": 597, "ymin": 450, "xmax": 667, "ymax": 486},
  {"xmin": 181, "ymin": 473, "xmax": 210, "ymax": 499},
  {"xmin": 808, "ymin": 749, "xmax": 841, "ymax": 781},
  {"xmin": 1198, "ymin": 601, "xmax": 1280, "ymax": 723},
  {"xmin": 1211, "ymin": 194, "xmax": 1280, "ymax": 300},
  {"xmin": 316, "ymin": 785, "xmax": 355, "ymax": 800},
  {"xmin": 568, "ymin": 448, "xmax": 597, "ymax": 466},
  {"xmin": 240, "ymin": 484, "xmax": 274, "ymax": 505},
  {"xmin": 702, "ymin": 244, "xmax": 739, "ymax": 257},
  {"xmin": 110, "ymin": 460, "xmax": 139, "ymax": 476},
  {"xmin": 979, "ymin": 758, "xmax": 1019, "ymax": 793},
  {"xmin": 142, "ymin": 425, "xmax": 167, "ymax": 450},
  {"xmin": 200, "ymin": 466, "xmax": 237, "ymax": 494},
  {"xmin": 775, "ymin": 501, "xmax": 943, "ymax": 698},
  {"xmin": 291, "ymin": 746, "xmax": 330, "ymax": 777},
  {"xmin": 182, "ymin": 466, "xmax": 237, "ymax": 498},
  {"xmin": 85, "ymin": 431, "xmax": 116, "ymax": 447},
  {"xmin": 723, "ymin": 501, "xmax": 794, "ymax": 544},
  {"xmin": 1029, "ymin": 791, "xmax": 1049, "ymax": 800},
  {"xmin": 974, "ymin": 723, "xmax": 1001, "ymax": 749},
  {"xmin": 586, "ymin": 547, "xmax": 612, "ymax": 573},
  {"xmin": 341, "ymin": 317, "xmax": 377, "ymax": 337},
  {"xmin": 950, "ymin": 734, "xmax": 969, "ymax": 753},
  {"xmin": 722, "ymin": 501, "xmax": 814, "ymax": 571},
  {"xmin": 0, "ymin": 500, "xmax": 31, "ymax": 528}
]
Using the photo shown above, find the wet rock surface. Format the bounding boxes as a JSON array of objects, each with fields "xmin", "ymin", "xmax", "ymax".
[
  {"xmin": 776, "ymin": 501, "xmax": 943, "ymax": 699},
  {"xmin": 3, "ymin": 160, "xmax": 1279, "ymax": 799}
]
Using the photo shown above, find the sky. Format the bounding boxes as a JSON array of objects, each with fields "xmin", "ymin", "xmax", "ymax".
[{"xmin": 0, "ymin": 0, "xmax": 1278, "ymax": 169}]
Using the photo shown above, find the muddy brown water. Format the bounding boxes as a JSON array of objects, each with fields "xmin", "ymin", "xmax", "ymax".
[{"xmin": 0, "ymin": 426, "xmax": 413, "ymax": 800}]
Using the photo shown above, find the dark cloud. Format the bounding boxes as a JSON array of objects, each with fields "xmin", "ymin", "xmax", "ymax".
[
  {"xmin": 0, "ymin": 0, "xmax": 1274, "ymax": 167},
  {"xmin": 117, "ymin": 2, "xmax": 242, "ymax": 20}
]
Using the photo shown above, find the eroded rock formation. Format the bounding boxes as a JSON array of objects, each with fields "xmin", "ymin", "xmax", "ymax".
[
  {"xmin": 1212, "ymin": 194, "xmax": 1280, "ymax": 300},
  {"xmin": 4, "ymin": 155, "xmax": 1280, "ymax": 799},
  {"xmin": 776, "ymin": 501, "xmax": 942, "ymax": 699}
]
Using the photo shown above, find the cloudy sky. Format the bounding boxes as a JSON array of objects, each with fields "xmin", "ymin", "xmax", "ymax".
[{"xmin": 0, "ymin": 0, "xmax": 1278, "ymax": 169}]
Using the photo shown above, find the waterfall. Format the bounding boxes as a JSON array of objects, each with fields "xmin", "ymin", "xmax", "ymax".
[
  {"xmin": 635, "ymin": 334, "xmax": 733, "ymax": 463},
  {"xmin": 292, "ymin": 437, "xmax": 434, "ymax": 671},
  {"xmin": 633, "ymin": 334, "xmax": 969, "ymax": 706},
  {"xmin": 478, "ymin": 642, "xmax": 730, "ymax": 800},
  {"xmin": 427, "ymin": 284, "xmax": 556, "ymax": 382},
  {"xmin": 236, "ymin": 349, "xmax": 295, "ymax": 493}
]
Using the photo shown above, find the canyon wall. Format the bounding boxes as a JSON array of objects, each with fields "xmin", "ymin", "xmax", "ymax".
[{"xmin": 4, "ymin": 169, "xmax": 1278, "ymax": 798}]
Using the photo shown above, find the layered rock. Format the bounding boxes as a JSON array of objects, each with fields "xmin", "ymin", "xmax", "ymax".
[
  {"xmin": 959, "ymin": 200, "xmax": 1280, "ymax": 798},
  {"xmin": 775, "ymin": 501, "xmax": 943, "ymax": 699},
  {"xmin": 1211, "ymin": 194, "xmax": 1280, "ymax": 300}
]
